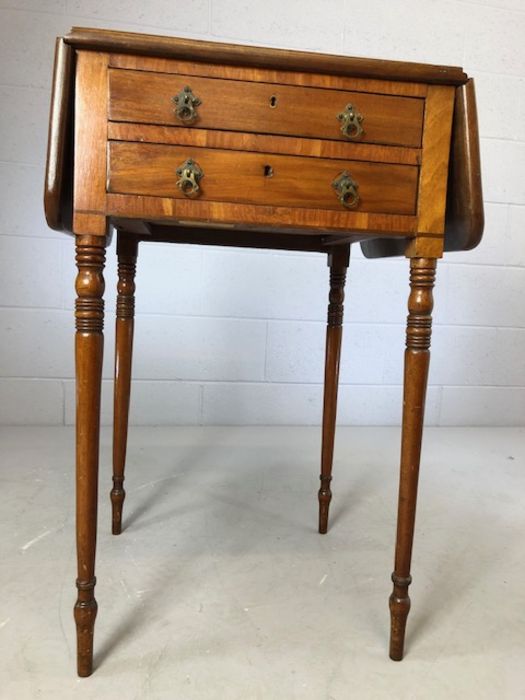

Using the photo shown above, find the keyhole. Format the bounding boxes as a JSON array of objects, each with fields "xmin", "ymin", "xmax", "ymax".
[
  {"xmin": 263, "ymin": 164, "xmax": 274, "ymax": 177},
  {"xmin": 269, "ymin": 95, "xmax": 278, "ymax": 108}
]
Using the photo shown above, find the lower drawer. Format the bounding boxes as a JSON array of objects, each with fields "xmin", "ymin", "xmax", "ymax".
[{"xmin": 108, "ymin": 141, "xmax": 418, "ymax": 215}]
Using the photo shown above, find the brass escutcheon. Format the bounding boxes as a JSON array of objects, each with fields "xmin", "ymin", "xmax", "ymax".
[
  {"xmin": 337, "ymin": 103, "xmax": 364, "ymax": 140},
  {"xmin": 176, "ymin": 158, "xmax": 204, "ymax": 197},
  {"xmin": 172, "ymin": 86, "xmax": 201, "ymax": 123},
  {"xmin": 332, "ymin": 171, "xmax": 360, "ymax": 209}
]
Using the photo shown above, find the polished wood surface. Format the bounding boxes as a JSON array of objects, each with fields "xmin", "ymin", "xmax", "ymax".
[
  {"xmin": 111, "ymin": 234, "xmax": 138, "ymax": 535},
  {"xmin": 42, "ymin": 27, "xmax": 484, "ymax": 676},
  {"xmin": 110, "ymin": 52, "xmax": 430, "ymax": 97},
  {"xmin": 415, "ymin": 86, "xmax": 456, "ymax": 236},
  {"xmin": 44, "ymin": 38, "xmax": 73, "ymax": 233},
  {"xmin": 109, "ymin": 68, "xmax": 424, "ymax": 147},
  {"xmin": 107, "ymin": 122, "xmax": 421, "ymax": 166},
  {"xmin": 389, "ymin": 257, "xmax": 436, "ymax": 661},
  {"xmin": 65, "ymin": 26, "xmax": 468, "ymax": 85},
  {"xmin": 319, "ymin": 246, "xmax": 350, "ymax": 534},
  {"xmin": 357, "ymin": 85, "xmax": 456, "ymax": 260},
  {"xmin": 72, "ymin": 51, "xmax": 108, "ymax": 237},
  {"xmin": 108, "ymin": 141, "xmax": 418, "ymax": 214},
  {"xmin": 361, "ymin": 80, "xmax": 483, "ymax": 259},
  {"xmin": 106, "ymin": 192, "xmax": 418, "ymax": 235},
  {"xmin": 445, "ymin": 79, "xmax": 484, "ymax": 252},
  {"xmin": 74, "ymin": 234, "xmax": 107, "ymax": 677}
]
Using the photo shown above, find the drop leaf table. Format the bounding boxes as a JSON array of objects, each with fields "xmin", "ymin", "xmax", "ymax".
[{"xmin": 44, "ymin": 27, "xmax": 483, "ymax": 676}]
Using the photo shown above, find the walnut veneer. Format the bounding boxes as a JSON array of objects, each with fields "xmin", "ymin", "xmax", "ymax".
[{"xmin": 44, "ymin": 27, "xmax": 483, "ymax": 676}]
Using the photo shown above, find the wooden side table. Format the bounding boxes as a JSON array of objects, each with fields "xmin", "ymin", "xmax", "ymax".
[{"xmin": 44, "ymin": 27, "xmax": 483, "ymax": 676}]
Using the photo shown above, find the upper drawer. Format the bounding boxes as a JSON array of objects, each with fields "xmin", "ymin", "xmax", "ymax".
[{"xmin": 108, "ymin": 69, "xmax": 424, "ymax": 148}]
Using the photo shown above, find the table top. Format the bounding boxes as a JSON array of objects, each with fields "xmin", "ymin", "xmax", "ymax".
[{"xmin": 64, "ymin": 27, "xmax": 468, "ymax": 85}]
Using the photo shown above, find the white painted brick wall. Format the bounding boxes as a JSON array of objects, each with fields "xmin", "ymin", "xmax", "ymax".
[{"xmin": 0, "ymin": 0, "xmax": 524, "ymax": 426}]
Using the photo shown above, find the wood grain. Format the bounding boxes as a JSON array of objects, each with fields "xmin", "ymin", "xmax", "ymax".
[
  {"xmin": 108, "ymin": 141, "xmax": 418, "ymax": 215},
  {"xmin": 73, "ymin": 51, "xmax": 109, "ymax": 235},
  {"xmin": 360, "ymin": 85, "xmax": 455, "ymax": 259},
  {"xmin": 444, "ymin": 79, "xmax": 484, "ymax": 252},
  {"xmin": 405, "ymin": 234, "xmax": 444, "ymax": 258},
  {"xmin": 389, "ymin": 257, "xmax": 436, "ymax": 661},
  {"xmin": 74, "ymin": 234, "xmax": 107, "ymax": 676},
  {"xmin": 73, "ymin": 213, "xmax": 107, "ymax": 236},
  {"xmin": 66, "ymin": 27, "xmax": 468, "ymax": 85},
  {"xmin": 108, "ymin": 122, "xmax": 421, "ymax": 166},
  {"xmin": 109, "ymin": 68, "xmax": 424, "ymax": 148},
  {"xmin": 44, "ymin": 37, "xmax": 73, "ymax": 233},
  {"xmin": 107, "ymin": 192, "xmax": 418, "ymax": 235},
  {"xmin": 111, "ymin": 234, "xmax": 138, "ymax": 536},
  {"xmin": 416, "ymin": 85, "xmax": 456, "ymax": 236},
  {"xmin": 109, "ymin": 53, "xmax": 429, "ymax": 97},
  {"xmin": 319, "ymin": 245, "xmax": 350, "ymax": 534}
]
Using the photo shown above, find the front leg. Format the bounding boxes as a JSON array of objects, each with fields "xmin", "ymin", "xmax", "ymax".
[
  {"xmin": 389, "ymin": 257, "xmax": 436, "ymax": 660},
  {"xmin": 73, "ymin": 234, "xmax": 106, "ymax": 676}
]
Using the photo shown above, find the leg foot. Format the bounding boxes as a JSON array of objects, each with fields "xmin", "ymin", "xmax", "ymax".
[
  {"xmin": 318, "ymin": 475, "xmax": 332, "ymax": 534},
  {"xmin": 110, "ymin": 477, "xmax": 125, "ymax": 535},
  {"xmin": 389, "ymin": 573, "xmax": 412, "ymax": 660},
  {"xmin": 74, "ymin": 577, "xmax": 98, "ymax": 676}
]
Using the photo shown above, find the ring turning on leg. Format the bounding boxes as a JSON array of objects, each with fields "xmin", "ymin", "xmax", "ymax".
[
  {"xmin": 74, "ymin": 235, "xmax": 106, "ymax": 676},
  {"xmin": 389, "ymin": 257, "xmax": 436, "ymax": 661}
]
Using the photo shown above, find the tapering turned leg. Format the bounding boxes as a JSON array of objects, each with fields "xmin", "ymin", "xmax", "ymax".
[
  {"xmin": 111, "ymin": 234, "xmax": 138, "ymax": 535},
  {"xmin": 318, "ymin": 245, "xmax": 350, "ymax": 534},
  {"xmin": 74, "ymin": 235, "xmax": 106, "ymax": 676},
  {"xmin": 389, "ymin": 257, "xmax": 436, "ymax": 661}
]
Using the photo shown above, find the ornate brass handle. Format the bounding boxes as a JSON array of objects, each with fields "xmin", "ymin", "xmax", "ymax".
[
  {"xmin": 332, "ymin": 171, "xmax": 360, "ymax": 209},
  {"xmin": 337, "ymin": 103, "xmax": 364, "ymax": 140},
  {"xmin": 172, "ymin": 86, "xmax": 201, "ymax": 123},
  {"xmin": 176, "ymin": 158, "xmax": 204, "ymax": 197}
]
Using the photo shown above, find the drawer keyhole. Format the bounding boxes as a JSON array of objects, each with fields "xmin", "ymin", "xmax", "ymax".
[
  {"xmin": 263, "ymin": 164, "xmax": 274, "ymax": 177},
  {"xmin": 269, "ymin": 95, "xmax": 278, "ymax": 108}
]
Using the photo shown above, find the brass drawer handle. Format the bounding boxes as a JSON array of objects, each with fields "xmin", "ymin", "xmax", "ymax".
[
  {"xmin": 332, "ymin": 171, "xmax": 360, "ymax": 209},
  {"xmin": 176, "ymin": 158, "xmax": 204, "ymax": 196},
  {"xmin": 172, "ymin": 85, "xmax": 201, "ymax": 123},
  {"xmin": 337, "ymin": 103, "xmax": 364, "ymax": 140}
]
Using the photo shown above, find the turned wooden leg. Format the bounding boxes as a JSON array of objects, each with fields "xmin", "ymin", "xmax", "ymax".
[
  {"xmin": 74, "ymin": 235, "xmax": 106, "ymax": 676},
  {"xmin": 111, "ymin": 234, "xmax": 138, "ymax": 535},
  {"xmin": 389, "ymin": 257, "xmax": 436, "ymax": 661},
  {"xmin": 318, "ymin": 245, "xmax": 350, "ymax": 534}
]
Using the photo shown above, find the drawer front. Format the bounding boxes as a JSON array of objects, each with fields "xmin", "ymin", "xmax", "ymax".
[
  {"xmin": 108, "ymin": 141, "xmax": 418, "ymax": 215},
  {"xmin": 109, "ymin": 69, "xmax": 424, "ymax": 148}
]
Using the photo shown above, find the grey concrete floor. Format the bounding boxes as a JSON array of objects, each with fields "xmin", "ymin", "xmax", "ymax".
[{"xmin": 0, "ymin": 426, "xmax": 524, "ymax": 699}]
